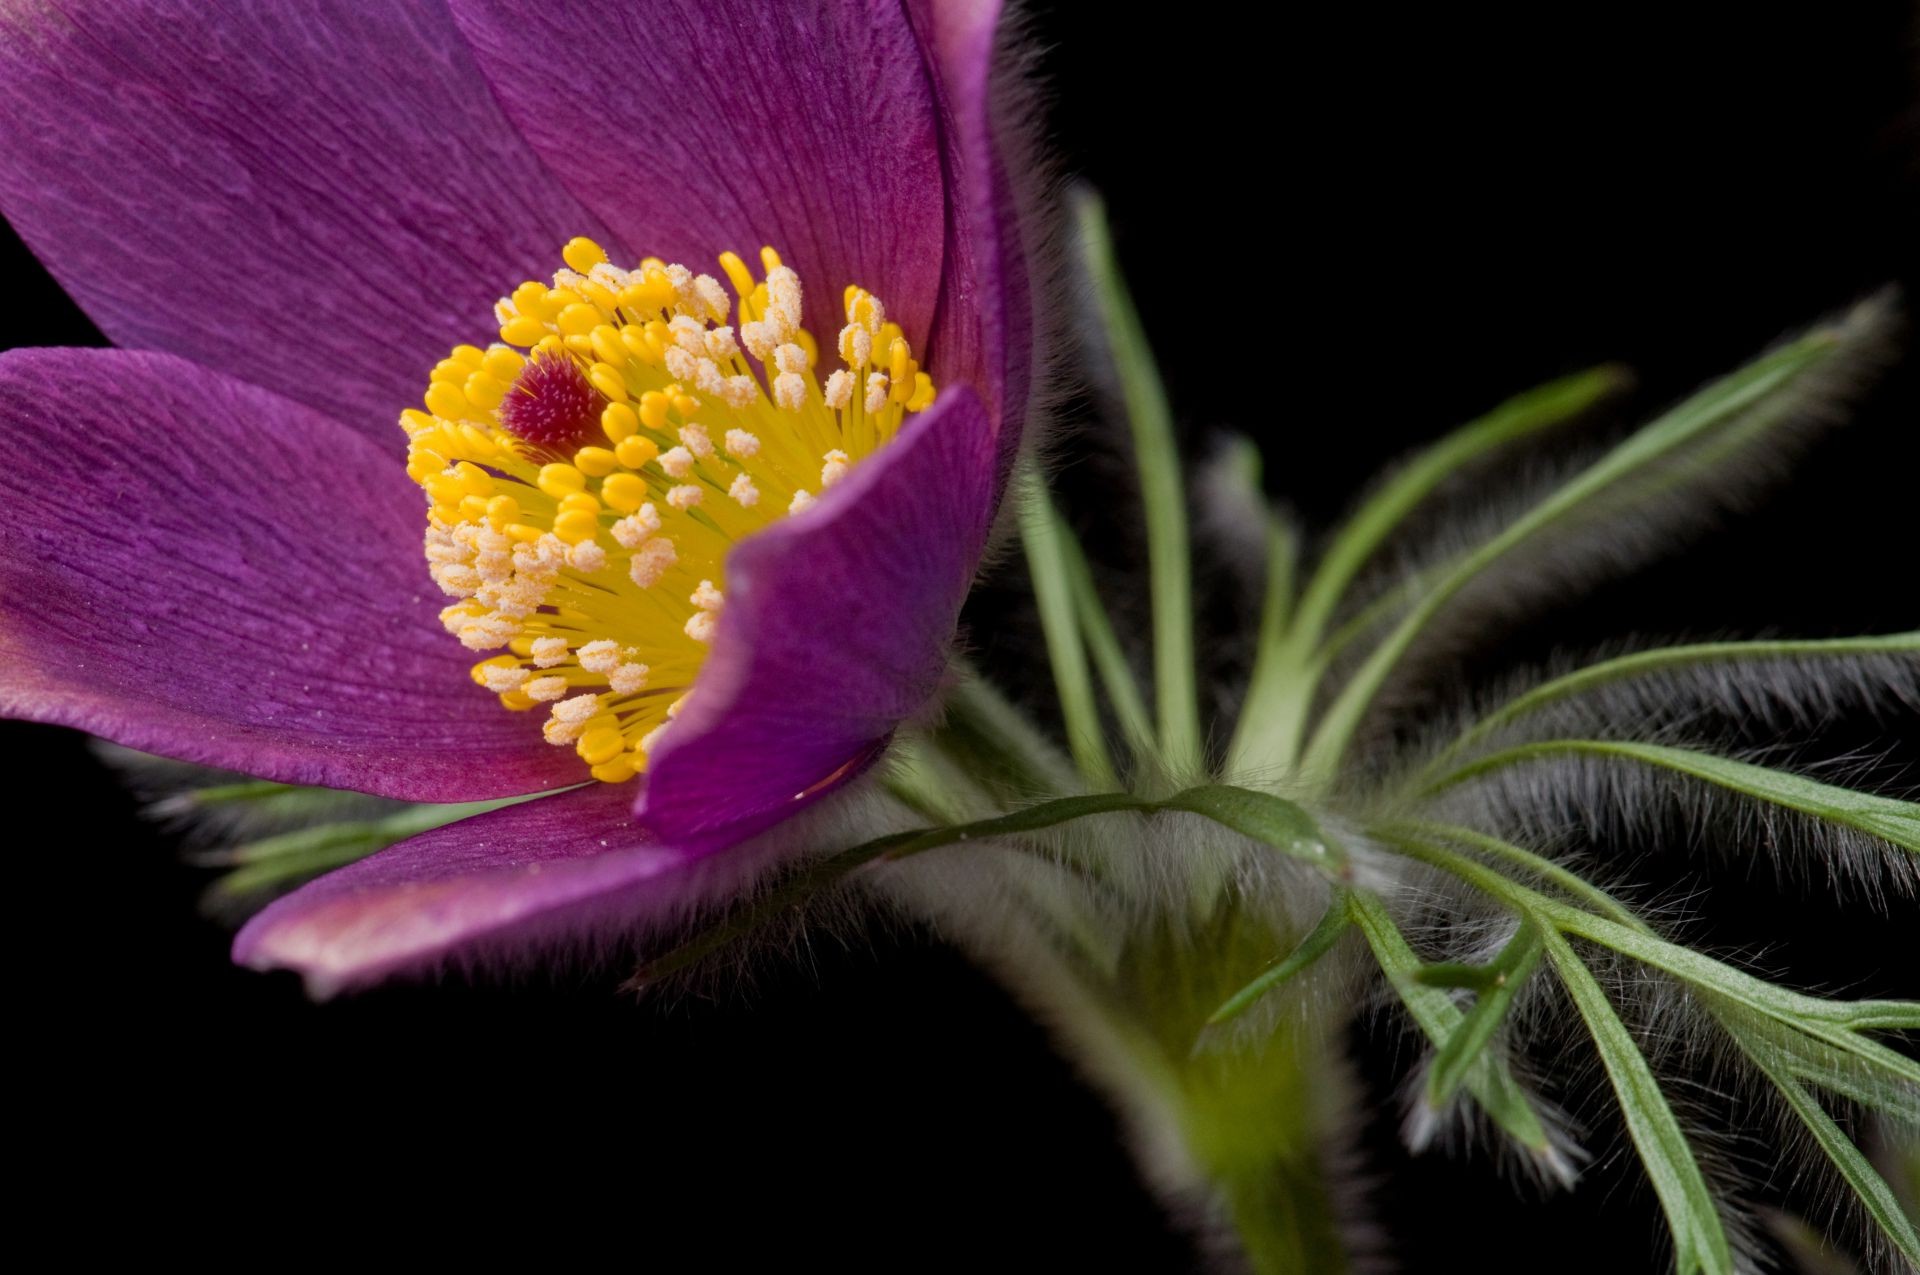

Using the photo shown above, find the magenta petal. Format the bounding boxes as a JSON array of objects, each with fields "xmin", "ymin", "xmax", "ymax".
[
  {"xmin": 639, "ymin": 386, "xmax": 996, "ymax": 854},
  {"xmin": 235, "ymin": 785, "xmax": 731, "ymax": 997},
  {"xmin": 0, "ymin": 1, "xmax": 615, "ymax": 445},
  {"xmin": 0, "ymin": 348, "xmax": 576, "ymax": 801},
  {"xmin": 449, "ymin": 0, "xmax": 948, "ymax": 353},
  {"xmin": 907, "ymin": 0, "xmax": 1035, "ymax": 455}
]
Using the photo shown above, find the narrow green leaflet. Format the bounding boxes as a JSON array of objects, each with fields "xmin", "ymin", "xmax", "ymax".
[
  {"xmin": 1377, "ymin": 825, "xmax": 1920, "ymax": 1084},
  {"xmin": 1545, "ymin": 931, "xmax": 1733, "ymax": 1274},
  {"xmin": 1207, "ymin": 889, "xmax": 1351, "ymax": 1026},
  {"xmin": 1158, "ymin": 784, "xmax": 1344, "ymax": 872},
  {"xmin": 1743, "ymin": 1040, "xmax": 1920, "ymax": 1268},
  {"xmin": 1302, "ymin": 323, "xmax": 1854, "ymax": 777},
  {"xmin": 1428, "ymin": 633, "xmax": 1920, "ymax": 776},
  {"xmin": 1346, "ymin": 890, "xmax": 1557, "ymax": 1157},
  {"xmin": 1017, "ymin": 467, "xmax": 1118, "ymax": 787},
  {"xmin": 1076, "ymin": 190, "xmax": 1202, "ymax": 775},
  {"xmin": 1427, "ymin": 739, "xmax": 1920, "ymax": 854},
  {"xmin": 1060, "ymin": 527, "xmax": 1158, "ymax": 768},
  {"xmin": 201, "ymin": 794, "xmax": 522, "ymax": 904},
  {"xmin": 1426, "ymin": 923, "xmax": 1545, "ymax": 1108},
  {"xmin": 1290, "ymin": 365, "xmax": 1626, "ymax": 654}
]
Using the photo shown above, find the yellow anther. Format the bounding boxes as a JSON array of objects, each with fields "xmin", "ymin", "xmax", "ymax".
[
  {"xmin": 540, "ymin": 287, "xmax": 584, "ymax": 319},
  {"xmin": 458, "ymin": 494, "xmax": 489, "ymax": 521},
  {"xmin": 637, "ymin": 391, "xmax": 670, "ymax": 430},
  {"xmin": 590, "ymin": 325, "xmax": 627, "ymax": 368},
  {"xmin": 573, "ymin": 446, "xmax": 619, "ymax": 477},
  {"xmin": 424, "ymin": 381, "xmax": 469, "ymax": 419},
  {"xmin": 619, "ymin": 324, "xmax": 661, "ymax": 365},
  {"xmin": 907, "ymin": 371, "xmax": 936, "ymax": 411},
  {"xmin": 463, "ymin": 371, "xmax": 507, "ymax": 410},
  {"xmin": 796, "ymin": 329, "xmax": 818, "ymax": 367},
  {"xmin": 576, "ymin": 726, "xmax": 626, "ymax": 766},
  {"xmin": 718, "ymin": 251, "xmax": 755, "ymax": 298},
  {"xmin": 431, "ymin": 358, "xmax": 468, "ymax": 384},
  {"xmin": 485, "ymin": 494, "xmax": 520, "ymax": 528},
  {"xmin": 499, "ymin": 690, "xmax": 536, "ymax": 712},
  {"xmin": 399, "ymin": 408, "xmax": 435, "ymax": 435},
  {"xmin": 537, "ymin": 463, "xmax": 586, "ymax": 499},
  {"xmin": 553, "ymin": 508, "xmax": 600, "ymax": 545},
  {"xmin": 557, "ymin": 303, "xmax": 601, "ymax": 337},
  {"xmin": 560, "ymin": 491, "xmax": 602, "ymax": 516},
  {"xmin": 577, "ymin": 279, "xmax": 620, "ymax": 315},
  {"xmin": 623, "ymin": 271, "xmax": 675, "ymax": 313},
  {"xmin": 615, "ymin": 435, "xmax": 659, "ymax": 469},
  {"xmin": 452, "ymin": 344, "xmax": 486, "ymax": 367},
  {"xmin": 507, "ymin": 523, "xmax": 544, "ymax": 544},
  {"xmin": 563, "ymin": 334, "xmax": 596, "ymax": 359},
  {"xmin": 511, "ymin": 281, "xmax": 549, "ymax": 315},
  {"xmin": 600, "ymin": 472, "xmax": 647, "ymax": 512},
  {"xmin": 482, "ymin": 346, "xmax": 525, "ymax": 381},
  {"xmin": 562, "ymin": 236, "xmax": 608, "ymax": 274},
  {"xmin": 452, "ymin": 462, "xmax": 493, "ymax": 496},
  {"xmin": 601, "ymin": 402, "xmax": 639, "ymax": 443},
  {"xmin": 458, "ymin": 423, "xmax": 500, "ymax": 458},
  {"xmin": 472, "ymin": 654, "xmax": 519, "ymax": 685},
  {"xmin": 500, "ymin": 315, "xmax": 549, "ymax": 347},
  {"xmin": 588, "ymin": 361, "xmax": 628, "ymax": 401},
  {"xmin": 759, "ymin": 246, "xmax": 783, "ymax": 272},
  {"xmin": 424, "ymin": 474, "xmax": 465, "ymax": 507},
  {"xmin": 888, "ymin": 337, "xmax": 911, "ymax": 383},
  {"xmin": 671, "ymin": 392, "xmax": 700, "ymax": 418},
  {"xmin": 590, "ymin": 754, "xmax": 638, "ymax": 783}
]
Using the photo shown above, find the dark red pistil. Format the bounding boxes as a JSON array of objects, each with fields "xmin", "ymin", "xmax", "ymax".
[{"xmin": 498, "ymin": 353, "xmax": 604, "ymax": 451}]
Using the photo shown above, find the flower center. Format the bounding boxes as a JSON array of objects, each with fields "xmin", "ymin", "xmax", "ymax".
[{"xmin": 403, "ymin": 239, "xmax": 936, "ymax": 783}]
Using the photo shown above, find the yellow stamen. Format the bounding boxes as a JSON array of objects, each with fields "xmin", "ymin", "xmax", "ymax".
[{"xmin": 405, "ymin": 240, "xmax": 937, "ymax": 782}]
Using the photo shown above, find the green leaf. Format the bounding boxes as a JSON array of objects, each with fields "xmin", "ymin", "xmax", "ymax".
[
  {"xmin": 1206, "ymin": 890, "xmax": 1351, "ymax": 1026},
  {"xmin": 1412, "ymin": 961, "xmax": 1513, "ymax": 991},
  {"xmin": 1302, "ymin": 313, "xmax": 1872, "ymax": 778},
  {"xmin": 1427, "ymin": 739, "xmax": 1920, "ymax": 854},
  {"xmin": 1426, "ymin": 923, "xmax": 1546, "ymax": 1109},
  {"xmin": 1157, "ymin": 784, "xmax": 1344, "ymax": 873},
  {"xmin": 1059, "ymin": 520, "xmax": 1158, "ymax": 768},
  {"xmin": 1427, "ymin": 632, "xmax": 1920, "ymax": 777},
  {"xmin": 1346, "ymin": 890, "xmax": 1560, "ymax": 1160},
  {"xmin": 1375, "ymin": 824, "xmax": 1920, "ymax": 1088},
  {"xmin": 1075, "ymin": 189, "xmax": 1202, "ymax": 775},
  {"xmin": 1016, "ymin": 466, "xmax": 1118, "ymax": 787},
  {"xmin": 1545, "ymin": 931, "xmax": 1734, "ymax": 1274},
  {"xmin": 1744, "ymin": 1043, "xmax": 1920, "ymax": 1268}
]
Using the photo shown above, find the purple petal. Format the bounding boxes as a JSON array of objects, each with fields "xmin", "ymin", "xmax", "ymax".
[
  {"xmin": 235, "ymin": 784, "xmax": 727, "ymax": 997},
  {"xmin": 0, "ymin": 347, "xmax": 576, "ymax": 802},
  {"xmin": 639, "ymin": 385, "xmax": 996, "ymax": 853},
  {"xmin": 0, "ymin": 1, "xmax": 615, "ymax": 445},
  {"xmin": 449, "ymin": 0, "xmax": 949, "ymax": 355},
  {"xmin": 907, "ymin": 0, "xmax": 1036, "ymax": 461}
]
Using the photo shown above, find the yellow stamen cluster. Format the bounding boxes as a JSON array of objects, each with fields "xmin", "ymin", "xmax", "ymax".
[{"xmin": 403, "ymin": 239, "xmax": 936, "ymax": 782}]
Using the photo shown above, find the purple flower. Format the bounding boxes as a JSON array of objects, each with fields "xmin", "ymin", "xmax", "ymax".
[{"xmin": 0, "ymin": 0, "xmax": 1034, "ymax": 994}]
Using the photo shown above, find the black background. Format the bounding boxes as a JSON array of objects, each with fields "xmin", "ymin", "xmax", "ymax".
[{"xmin": 8, "ymin": 3, "xmax": 1917, "ymax": 1270}]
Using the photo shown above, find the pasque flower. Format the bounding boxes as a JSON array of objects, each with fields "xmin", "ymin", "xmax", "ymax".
[{"xmin": 0, "ymin": 0, "xmax": 1034, "ymax": 993}]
